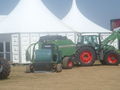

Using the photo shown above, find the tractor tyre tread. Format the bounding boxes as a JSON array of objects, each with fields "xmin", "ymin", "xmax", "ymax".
[
  {"xmin": 0, "ymin": 58, "xmax": 11, "ymax": 79},
  {"xmin": 75, "ymin": 46, "xmax": 96, "ymax": 66},
  {"xmin": 104, "ymin": 50, "xmax": 120, "ymax": 65}
]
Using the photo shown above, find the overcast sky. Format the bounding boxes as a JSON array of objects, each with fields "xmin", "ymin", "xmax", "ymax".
[{"xmin": 0, "ymin": 0, "xmax": 120, "ymax": 29}]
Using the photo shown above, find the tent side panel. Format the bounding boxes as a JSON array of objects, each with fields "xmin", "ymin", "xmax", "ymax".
[{"xmin": 11, "ymin": 34, "xmax": 20, "ymax": 63}]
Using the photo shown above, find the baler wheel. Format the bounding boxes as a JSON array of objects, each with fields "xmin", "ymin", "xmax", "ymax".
[
  {"xmin": 26, "ymin": 64, "xmax": 34, "ymax": 73},
  {"xmin": 76, "ymin": 46, "xmax": 96, "ymax": 66},
  {"xmin": 104, "ymin": 50, "xmax": 120, "ymax": 65},
  {"xmin": 56, "ymin": 64, "xmax": 62, "ymax": 72},
  {"xmin": 62, "ymin": 57, "xmax": 74, "ymax": 69},
  {"xmin": 0, "ymin": 58, "xmax": 11, "ymax": 79}
]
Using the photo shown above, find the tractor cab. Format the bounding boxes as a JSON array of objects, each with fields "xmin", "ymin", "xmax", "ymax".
[{"xmin": 76, "ymin": 34, "xmax": 100, "ymax": 50}]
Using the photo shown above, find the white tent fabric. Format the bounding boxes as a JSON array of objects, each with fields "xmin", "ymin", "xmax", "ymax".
[
  {"xmin": 114, "ymin": 27, "xmax": 120, "ymax": 31},
  {"xmin": 0, "ymin": 15, "xmax": 7, "ymax": 22},
  {"xmin": 62, "ymin": 0, "xmax": 111, "ymax": 33},
  {"xmin": 0, "ymin": 0, "xmax": 73, "ymax": 33}
]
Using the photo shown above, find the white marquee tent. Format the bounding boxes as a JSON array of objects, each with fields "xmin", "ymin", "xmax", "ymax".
[
  {"xmin": 0, "ymin": 0, "xmax": 75, "ymax": 64},
  {"xmin": 62, "ymin": 0, "xmax": 111, "ymax": 33},
  {"xmin": 0, "ymin": 0, "xmax": 113, "ymax": 64},
  {"xmin": 62, "ymin": 0, "xmax": 120, "ymax": 50},
  {"xmin": 0, "ymin": 0, "xmax": 73, "ymax": 33}
]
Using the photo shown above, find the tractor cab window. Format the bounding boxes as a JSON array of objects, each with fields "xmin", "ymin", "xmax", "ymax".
[
  {"xmin": 92, "ymin": 36, "xmax": 99, "ymax": 44},
  {"xmin": 83, "ymin": 36, "xmax": 92, "ymax": 44},
  {"xmin": 78, "ymin": 35, "xmax": 99, "ymax": 45}
]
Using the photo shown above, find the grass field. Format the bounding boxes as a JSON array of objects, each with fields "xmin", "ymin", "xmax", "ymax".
[{"xmin": 0, "ymin": 62, "xmax": 120, "ymax": 90}]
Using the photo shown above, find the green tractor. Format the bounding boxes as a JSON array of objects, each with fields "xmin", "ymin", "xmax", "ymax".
[
  {"xmin": 26, "ymin": 35, "xmax": 75, "ymax": 72},
  {"xmin": 73, "ymin": 30, "xmax": 120, "ymax": 66},
  {"xmin": 0, "ymin": 58, "xmax": 11, "ymax": 79}
]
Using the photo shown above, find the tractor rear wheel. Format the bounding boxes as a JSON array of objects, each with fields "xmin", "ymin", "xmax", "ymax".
[
  {"xmin": 56, "ymin": 64, "xmax": 62, "ymax": 72},
  {"xmin": 62, "ymin": 57, "xmax": 74, "ymax": 69},
  {"xmin": 76, "ymin": 46, "xmax": 96, "ymax": 66},
  {"xmin": 104, "ymin": 50, "xmax": 119, "ymax": 65},
  {"xmin": 0, "ymin": 58, "xmax": 11, "ymax": 79}
]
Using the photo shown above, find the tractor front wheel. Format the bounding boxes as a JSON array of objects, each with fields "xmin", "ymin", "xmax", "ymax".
[
  {"xmin": 104, "ymin": 50, "xmax": 120, "ymax": 65},
  {"xmin": 76, "ymin": 46, "xmax": 96, "ymax": 66}
]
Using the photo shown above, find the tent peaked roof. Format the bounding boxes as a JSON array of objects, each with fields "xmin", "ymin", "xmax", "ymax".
[
  {"xmin": 0, "ymin": 0, "xmax": 73, "ymax": 33},
  {"xmin": 62, "ymin": 0, "xmax": 111, "ymax": 33}
]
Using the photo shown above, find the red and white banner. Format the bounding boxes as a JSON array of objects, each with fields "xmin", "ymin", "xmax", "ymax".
[{"xmin": 111, "ymin": 19, "xmax": 120, "ymax": 30}]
